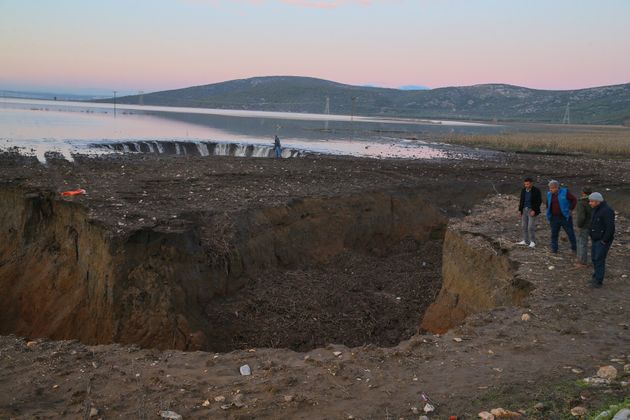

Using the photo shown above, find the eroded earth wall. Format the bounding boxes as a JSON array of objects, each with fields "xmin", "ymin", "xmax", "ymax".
[
  {"xmin": 421, "ymin": 227, "xmax": 533, "ymax": 333},
  {"xmin": 0, "ymin": 185, "xmax": 447, "ymax": 350}
]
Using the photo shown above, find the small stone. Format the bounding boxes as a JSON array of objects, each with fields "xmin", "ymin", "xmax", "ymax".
[
  {"xmin": 333, "ymin": 351, "xmax": 342, "ymax": 357},
  {"xmin": 534, "ymin": 402, "xmax": 545, "ymax": 410},
  {"xmin": 283, "ymin": 395, "xmax": 294, "ymax": 402},
  {"xmin": 597, "ymin": 365, "xmax": 618, "ymax": 380},
  {"xmin": 612, "ymin": 408, "xmax": 630, "ymax": 420},
  {"xmin": 202, "ymin": 400, "xmax": 210, "ymax": 407},
  {"xmin": 89, "ymin": 407, "xmax": 98, "ymax": 417},
  {"xmin": 622, "ymin": 274, "xmax": 628, "ymax": 279},
  {"xmin": 453, "ymin": 337, "xmax": 463, "ymax": 342},
  {"xmin": 52, "ymin": 384, "xmax": 59, "ymax": 389},
  {"xmin": 571, "ymin": 368, "xmax": 584, "ymax": 374},
  {"xmin": 490, "ymin": 407, "xmax": 521, "ymax": 417},
  {"xmin": 26, "ymin": 341, "xmax": 37, "ymax": 348},
  {"xmin": 570, "ymin": 406, "xmax": 587, "ymax": 417},
  {"xmin": 239, "ymin": 364, "xmax": 251, "ymax": 376},
  {"xmin": 478, "ymin": 411, "xmax": 495, "ymax": 420},
  {"xmin": 411, "ymin": 406, "xmax": 420, "ymax": 414},
  {"xmin": 159, "ymin": 410, "xmax": 183, "ymax": 420},
  {"xmin": 214, "ymin": 395, "xmax": 226, "ymax": 403},
  {"xmin": 521, "ymin": 313, "xmax": 531, "ymax": 321},
  {"xmin": 548, "ymin": 266, "xmax": 555, "ymax": 270},
  {"xmin": 423, "ymin": 403, "xmax": 435, "ymax": 413},
  {"xmin": 624, "ymin": 364, "xmax": 630, "ymax": 372}
]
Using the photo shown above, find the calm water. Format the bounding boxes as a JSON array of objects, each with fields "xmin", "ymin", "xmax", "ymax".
[{"xmin": 0, "ymin": 98, "xmax": 506, "ymax": 162}]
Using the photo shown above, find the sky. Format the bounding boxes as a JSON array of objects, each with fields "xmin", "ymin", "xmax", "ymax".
[{"xmin": 1, "ymin": 0, "xmax": 629, "ymax": 94}]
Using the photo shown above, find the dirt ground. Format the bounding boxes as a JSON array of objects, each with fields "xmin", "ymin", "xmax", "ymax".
[{"xmin": 1, "ymin": 151, "xmax": 629, "ymax": 418}]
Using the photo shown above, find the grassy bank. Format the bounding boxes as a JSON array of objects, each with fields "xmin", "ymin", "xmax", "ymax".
[{"xmin": 442, "ymin": 130, "xmax": 630, "ymax": 156}]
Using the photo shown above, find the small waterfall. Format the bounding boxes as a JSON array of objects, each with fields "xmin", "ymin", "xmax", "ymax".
[
  {"xmin": 90, "ymin": 141, "xmax": 302, "ymax": 159},
  {"xmin": 196, "ymin": 142, "xmax": 209, "ymax": 157}
]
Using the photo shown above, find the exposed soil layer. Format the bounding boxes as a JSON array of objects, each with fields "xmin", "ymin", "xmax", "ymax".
[
  {"xmin": 1, "ymin": 193, "xmax": 628, "ymax": 419},
  {"xmin": 2, "ymin": 153, "xmax": 492, "ymax": 352}
]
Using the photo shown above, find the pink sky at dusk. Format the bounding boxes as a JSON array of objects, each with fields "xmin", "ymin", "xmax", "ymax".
[{"xmin": 1, "ymin": 0, "xmax": 629, "ymax": 94}]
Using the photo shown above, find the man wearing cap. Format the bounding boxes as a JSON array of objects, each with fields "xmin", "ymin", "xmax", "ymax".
[
  {"xmin": 517, "ymin": 177, "xmax": 542, "ymax": 248},
  {"xmin": 588, "ymin": 192, "xmax": 615, "ymax": 288},
  {"xmin": 546, "ymin": 180, "xmax": 577, "ymax": 253}
]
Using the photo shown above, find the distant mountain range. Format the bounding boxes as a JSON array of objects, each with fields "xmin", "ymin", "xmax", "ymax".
[{"xmin": 102, "ymin": 76, "xmax": 630, "ymax": 125}]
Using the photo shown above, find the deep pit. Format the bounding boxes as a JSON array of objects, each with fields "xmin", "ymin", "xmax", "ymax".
[{"xmin": 0, "ymin": 153, "xmax": 530, "ymax": 352}]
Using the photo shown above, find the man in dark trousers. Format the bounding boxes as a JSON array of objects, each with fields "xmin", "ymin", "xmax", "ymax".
[
  {"xmin": 546, "ymin": 180, "xmax": 577, "ymax": 253},
  {"xmin": 274, "ymin": 135, "xmax": 282, "ymax": 158},
  {"xmin": 588, "ymin": 192, "xmax": 615, "ymax": 288},
  {"xmin": 517, "ymin": 177, "xmax": 542, "ymax": 248},
  {"xmin": 575, "ymin": 186, "xmax": 593, "ymax": 268}
]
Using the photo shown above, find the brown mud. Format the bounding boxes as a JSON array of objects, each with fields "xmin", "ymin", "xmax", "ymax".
[{"xmin": 0, "ymin": 151, "xmax": 629, "ymax": 418}]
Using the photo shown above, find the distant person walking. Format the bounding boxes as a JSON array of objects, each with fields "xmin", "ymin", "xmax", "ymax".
[
  {"xmin": 575, "ymin": 186, "xmax": 593, "ymax": 268},
  {"xmin": 517, "ymin": 177, "xmax": 542, "ymax": 248},
  {"xmin": 274, "ymin": 135, "xmax": 282, "ymax": 159},
  {"xmin": 546, "ymin": 180, "xmax": 577, "ymax": 253},
  {"xmin": 588, "ymin": 192, "xmax": 615, "ymax": 288}
]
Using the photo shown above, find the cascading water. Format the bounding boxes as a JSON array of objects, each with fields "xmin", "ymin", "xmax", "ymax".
[{"xmin": 91, "ymin": 141, "xmax": 302, "ymax": 159}]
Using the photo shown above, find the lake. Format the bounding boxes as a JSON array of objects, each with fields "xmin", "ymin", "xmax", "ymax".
[{"xmin": 0, "ymin": 98, "xmax": 506, "ymax": 162}]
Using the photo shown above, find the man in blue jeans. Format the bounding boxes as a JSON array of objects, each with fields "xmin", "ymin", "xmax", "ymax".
[
  {"xmin": 546, "ymin": 180, "xmax": 577, "ymax": 253},
  {"xmin": 588, "ymin": 192, "xmax": 615, "ymax": 288}
]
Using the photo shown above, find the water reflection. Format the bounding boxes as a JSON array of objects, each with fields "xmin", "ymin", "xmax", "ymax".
[{"xmin": 0, "ymin": 98, "xmax": 506, "ymax": 162}]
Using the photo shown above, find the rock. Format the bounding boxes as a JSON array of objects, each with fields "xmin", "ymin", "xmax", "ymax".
[
  {"xmin": 612, "ymin": 408, "xmax": 630, "ymax": 420},
  {"xmin": 624, "ymin": 364, "xmax": 630, "ymax": 373},
  {"xmin": 478, "ymin": 411, "xmax": 495, "ymax": 420},
  {"xmin": 26, "ymin": 341, "xmax": 37, "ymax": 348},
  {"xmin": 597, "ymin": 365, "xmax": 618, "ymax": 380},
  {"xmin": 411, "ymin": 406, "xmax": 420, "ymax": 414},
  {"xmin": 453, "ymin": 337, "xmax": 463, "ymax": 342},
  {"xmin": 239, "ymin": 364, "xmax": 251, "ymax": 376},
  {"xmin": 214, "ymin": 396, "xmax": 226, "ymax": 403},
  {"xmin": 521, "ymin": 313, "xmax": 531, "ymax": 321},
  {"xmin": 582, "ymin": 376, "xmax": 610, "ymax": 385},
  {"xmin": 89, "ymin": 407, "xmax": 98, "ymax": 417},
  {"xmin": 570, "ymin": 406, "xmax": 588, "ymax": 417},
  {"xmin": 548, "ymin": 265, "xmax": 555, "ymax": 270},
  {"xmin": 202, "ymin": 400, "xmax": 210, "ymax": 407},
  {"xmin": 333, "ymin": 351, "xmax": 342, "ymax": 357},
  {"xmin": 423, "ymin": 403, "xmax": 435, "ymax": 413},
  {"xmin": 571, "ymin": 368, "xmax": 584, "ymax": 374},
  {"xmin": 490, "ymin": 407, "xmax": 521, "ymax": 417},
  {"xmin": 283, "ymin": 395, "xmax": 294, "ymax": 402},
  {"xmin": 159, "ymin": 410, "xmax": 183, "ymax": 420},
  {"xmin": 534, "ymin": 402, "xmax": 545, "ymax": 410}
]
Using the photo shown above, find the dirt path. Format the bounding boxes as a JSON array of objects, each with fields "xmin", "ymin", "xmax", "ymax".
[{"xmin": 1, "ymin": 192, "xmax": 628, "ymax": 419}]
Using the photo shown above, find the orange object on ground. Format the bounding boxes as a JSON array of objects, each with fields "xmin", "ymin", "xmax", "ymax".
[{"xmin": 61, "ymin": 189, "xmax": 86, "ymax": 196}]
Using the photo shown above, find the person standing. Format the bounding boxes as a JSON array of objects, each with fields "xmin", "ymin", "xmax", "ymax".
[
  {"xmin": 575, "ymin": 187, "xmax": 593, "ymax": 268},
  {"xmin": 588, "ymin": 192, "xmax": 615, "ymax": 288},
  {"xmin": 517, "ymin": 177, "xmax": 542, "ymax": 248},
  {"xmin": 274, "ymin": 135, "xmax": 282, "ymax": 159},
  {"xmin": 546, "ymin": 180, "xmax": 577, "ymax": 253}
]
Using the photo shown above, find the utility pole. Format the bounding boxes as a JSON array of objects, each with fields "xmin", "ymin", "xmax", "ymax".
[
  {"xmin": 138, "ymin": 90, "xmax": 144, "ymax": 106},
  {"xmin": 562, "ymin": 101, "xmax": 570, "ymax": 124},
  {"xmin": 351, "ymin": 96, "xmax": 357, "ymax": 122},
  {"xmin": 113, "ymin": 90, "xmax": 117, "ymax": 117},
  {"xmin": 324, "ymin": 96, "xmax": 330, "ymax": 131}
]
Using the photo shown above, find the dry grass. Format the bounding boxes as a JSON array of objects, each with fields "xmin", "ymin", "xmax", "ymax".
[{"xmin": 443, "ymin": 129, "xmax": 630, "ymax": 156}]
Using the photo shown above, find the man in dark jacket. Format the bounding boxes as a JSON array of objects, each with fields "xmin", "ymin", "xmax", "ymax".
[
  {"xmin": 546, "ymin": 180, "xmax": 577, "ymax": 253},
  {"xmin": 588, "ymin": 192, "xmax": 615, "ymax": 288},
  {"xmin": 575, "ymin": 187, "xmax": 593, "ymax": 268},
  {"xmin": 517, "ymin": 177, "xmax": 542, "ymax": 248}
]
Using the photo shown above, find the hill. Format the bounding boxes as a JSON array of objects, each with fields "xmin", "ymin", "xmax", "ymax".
[{"xmin": 105, "ymin": 76, "xmax": 630, "ymax": 125}]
